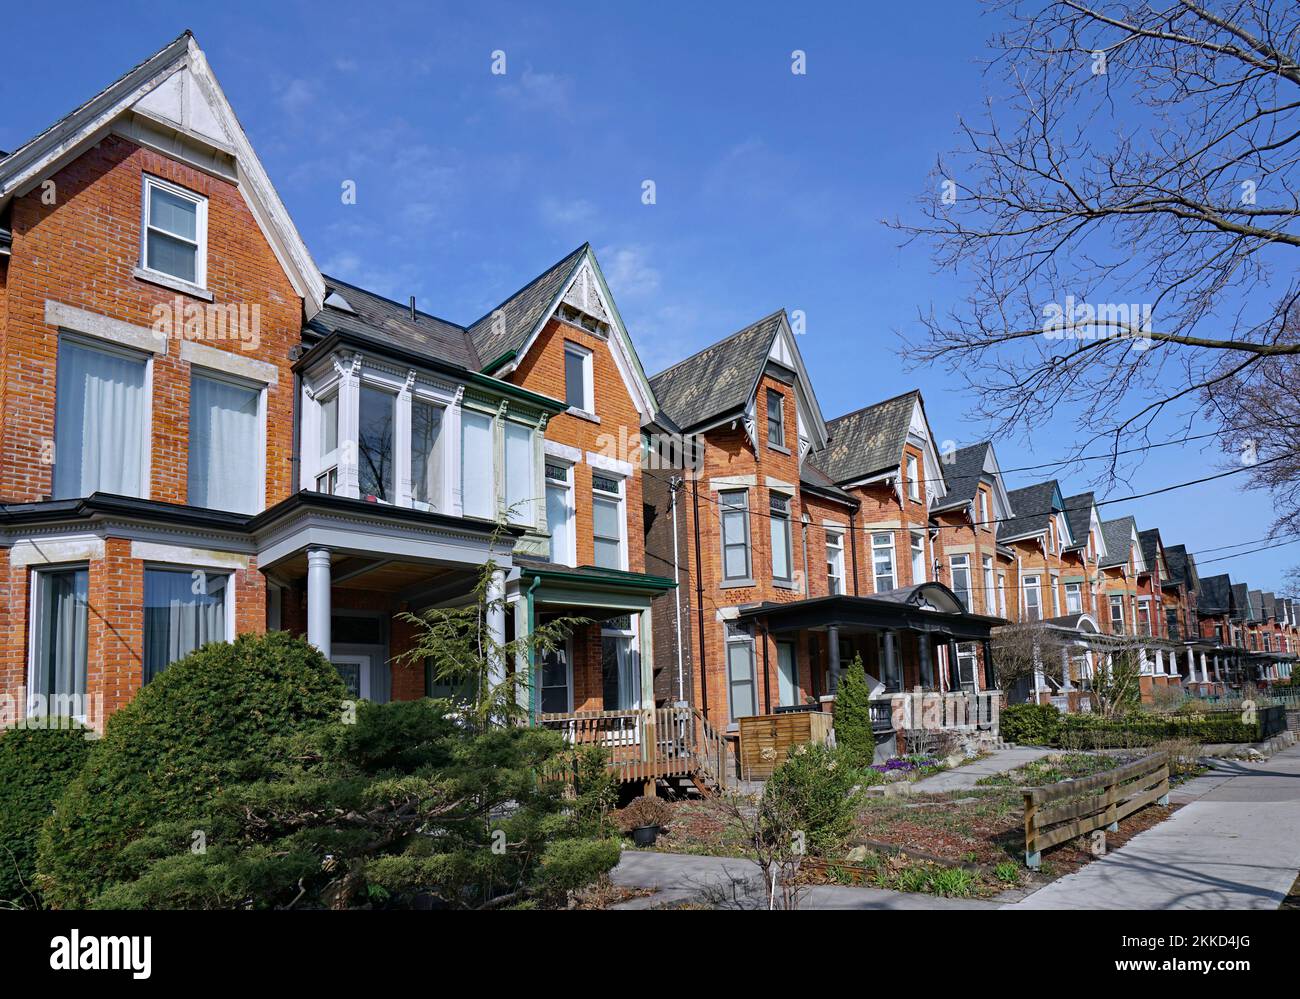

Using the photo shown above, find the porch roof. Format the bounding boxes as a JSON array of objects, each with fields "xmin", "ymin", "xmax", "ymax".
[
  {"xmin": 514, "ymin": 557, "xmax": 675, "ymax": 612},
  {"xmin": 737, "ymin": 585, "xmax": 1004, "ymax": 640}
]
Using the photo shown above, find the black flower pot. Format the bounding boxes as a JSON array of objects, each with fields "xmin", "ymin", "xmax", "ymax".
[{"xmin": 632, "ymin": 824, "xmax": 660, "ymax": 847}]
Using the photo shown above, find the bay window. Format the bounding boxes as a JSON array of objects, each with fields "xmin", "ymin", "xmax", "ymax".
[
  {"xmin": 720, "ymin": 490, "xmax": 752, "ymax": 583},
  {"xmin": 410, "ymin": 399, "xmax": 444, "ymax": 511},
  {"xmin": 315, "ymin": 391, "xmax": 340, "ymax": 495},
  {"xmin": 592, "ymin": 473, "xmax": 625, "ymax": 569},
  {"xmin": 545, "ymin": 462, "xmax": 575, "ymax": 565},
  {"xmin": 29, "ymin": 568, "xmax": 89, "ymax": 718},
  {"xmin": 144, "ymin": 568, "xmax": 229, "ymax": 683},
  {"xmin": 770, "ymin": 492, "xmax": 793, "ymax": 583},
  {"xmin": 503, "ymin": 421, "xmax": 535, "ymax": 524},
  {"xmin": 357, "ymin": 384, "xmax": 395, "ymax": 502},
  {"xmin": 872, "ymin": 533, "xmax": 895, "ymax": 592},
  {"xmin": 460, "ymin": 410, "xmax": 495, "ymax": 518},
  {"xmin": 54, "ymin": 338, "xmax": 147, "ymax": 499},
  {"xmin": 188, "ymin": 371, "xmax": 261, "ymax": 513}
]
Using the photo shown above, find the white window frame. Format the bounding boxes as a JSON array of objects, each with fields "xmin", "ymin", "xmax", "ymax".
[
  {"xmin": 538, "ymin": 637, "xmax": 574, "ymax": 714},
  {"xmin": 997, "ymin": 571, "xmax": 1007, "ymax": 618},
  {"xmin": 825, "ymin": 529, "xmax": 845, "ymax": 596},
  {"xmin": 408, "ymin": 392, "xmax": 448, "ymax": 513},
  {"xmin": 872, "ymin": 532, "xmax": 896, "ymax": 592},
  {"xmin": 905, "ymin": 453, "xmax": 920, "ymax": 502},
  {"xmin": 27, "ymin": 564, "xmax": 90, "ymax": 721},
  {"xmin": 910, "ymin": 531, "xmax": 926, "ymax": 584},
  {"xmin": 1065, "ymin": 581, "xmax": 1083, "ymax": 615},
  {"xmin": 950, "ymin": 554, "xmax": 972, "ymax": 610},
  {"xmin": 769, "ymin": 491, "xmax": 794, "ymax": 584},
  {"xmin": 314, "ymin": 388, "xmax": 341, "ymax": 496},
  {"xmin": 1110, "ymin": 594, "xmax": 1126, "ymax": 633},
  {"xmin": 140, "ymin": 174, "xmax": 208, "ymax": 290},
  {"xmin": 544, "ymin": 460, "xmax": 577, "ymax": 567},
  {"xmin": 1024, "ymin": 574, "xmax": 1042, "ymax": 621},
  {"xmin": 188, "ymin": 366, "xmax": 267, "ymax": 514},
  {"xmin": 766, "ymin": 388, "xmax": 786, "ymax": 449},
  {"xmin": 564, "ymin": 341, "xmax": 594, "ymax": 416},
  {"xmin": 592, "ymin": 471, "xmax": 627, "ymax": 571},
  {"xmin": 503, "ymin": 418, "xmax": 537, "ymax": 526},
  {"xmin": 982, "ymin": 555, "xmax": 995, "ymax": 614}
]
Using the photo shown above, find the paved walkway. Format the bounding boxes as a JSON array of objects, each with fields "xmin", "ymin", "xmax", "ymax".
[
  {"xmin": 906, "ymin": 746, "xmax": 1054, "ymax": 793},
  {"xmin": 610, "ymin": 850, "xmax": 1003, "ymax": 910},
  {"xmin": 1013, "ymin": 745, "xmax": 1300, "ymax": 909}
]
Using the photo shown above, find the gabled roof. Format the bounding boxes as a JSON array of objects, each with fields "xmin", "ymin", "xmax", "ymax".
[
  {"xmin": 1263, "ymin": 592, "xmax": 1277, "ymax": 621},
  {"xmin": 812, "ymin": 390, "xmax": 922, "ymax": 485},
  {"xmin": 1137, "ymin": 529, "xmax": 1166, "ymax": 579},
  {"xmin": 307, "ymin": 276, "xmax": 478, "ymax": 369},
  {"xmin": 1099, "ymin": 517, "xmax": 1138, "ymax": 569},
  {"xmin": 1248, "ymin": 589, "xmax": 1265, "ymax": 621},
  {"xmin": 1200, "ymin": 574, "xmax": 1233, "ymax": 616},
  {"xmin": 999, "ymin": 480, "xmax": 1061, "ymax": 542},
  {"xmin": 934, "ymin": 442, "xmax": 990, "ymax": 510},
  {"xmin": 650, "ymin": 310, "xmax": 786, "ymax": 430},
  {"xmin": 1061, "ymin": 491, "xmax": 1097, "ymax": 552},
  {"xmin": 467, "ymin": 243, "xmax": 587, "ymax": 367},
  {"xmin": 0, "ymin": 32, "xmax": 324, "ymax": 312},
  {"xmin": 800, "ymin": 460, "xmax": 856, "ymax": 504},
  {"xmin": 1232, "ymin": 583, "xmax": 1251, "ymax": 621}
]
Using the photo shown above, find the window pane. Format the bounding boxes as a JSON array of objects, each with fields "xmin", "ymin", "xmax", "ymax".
[
  {"xmin": 146, "ymin": 230, "xmax": 197, "ymax": 283},
  {"xmin": 594, "ymin": 536, "xmax": 622, "ymax": 570},
  {"xmin": 54, "ymin": 339, "xmax": 146, "ymax": 499},
  {"xmin": 724, "ymin": 544, "xmax": 749, "ymax": 580},
  {"xmin": 601, "ymin": 636, "xmax": 638, "ymax": 710},
  {"xmin": 540, "ymin": 646, "xmax": 570, "ymax": 713},
  {"xmin": 410, "ymin": 401, "xmax": 443, "ymax": 509},
  {"xmin": 460, "ymin": 411, "xmax": 494, "ymax": 517},
  {"xmin": 33, "ymin": 569, "xmax": 88, "ymax": 715},
  {"xmin": 143, "ymin": 569, "xmax": 227, "ymax": 683},
  {"xmin": 504, "ymin": 422, "xmax": 533, "ymax": 523},
  {"xmin": 150, "ymin": 185, "xmax": 198, "ymax": 240},
  {"xmin": 320, "ymin": 395, "xmax": 338, "ymax": 456},
  {"xmin": 547, "ymin": 483, "xmax": 572, "ymax": 564},
  {"xmin": 565, "ymin": 349, "xmax": 587, "ymax": 410},
  {"xmin": 358, "ymin": 386, "xmax": 395, "ymax": 502},
  {"xmin": 727, "ymin": 642, "xmax": 756, "ymax": 719},
  {"xmin": 189, "ymin": 373, "xmax": 260, "ymax": 513},
  {"xmin": 771, "ymin": 516, "xmax": 791, "ymax": 579}
]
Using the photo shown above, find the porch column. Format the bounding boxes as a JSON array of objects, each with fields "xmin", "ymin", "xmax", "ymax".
[
  {"xmin": 513, "ymin": 597, "xmax": 531, "ymax": 715},
  {"xmin": 1060, "ymin": 648, "xmax": 1072, "ymax": 691},
  {"xmin": 828, "ymin": 626, "xmax": 841, "ymax": 693},
  {"xmin": 981, "ymin": 638, "xmax": 995, "ymax": 690},
  {"xmin": 486, "ymin": 567, "xmax": 507, "ymax": 689},
  {"xmin": 885, "ymin": 630, "xmax": 900, "ymax": 690},
  {"xmin": 306, "ymin": 548, "xmax": 332, "ymax": 660},
  {"xmin": 918, "ymin": 632, "xmax": 934, "ymax": 689}
]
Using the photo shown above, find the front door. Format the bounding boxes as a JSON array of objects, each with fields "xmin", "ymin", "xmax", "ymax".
[
  {"xmin": 333, "ymin": 654, "xmax": 372, "ymax": 700},
  {"xmin": 776, "ymin": 641, "xmax": 798, "ymax": 706}
]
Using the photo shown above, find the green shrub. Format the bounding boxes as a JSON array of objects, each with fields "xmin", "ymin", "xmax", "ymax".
[
  {"xmin": 37, "ymin": 631, "xmax": 346, "ymax": 908},
  {"xmin": 0, "ymin": 722, "xmax": 93, "ymax": 907},
  {"xmin": 763, "ymin": 743, "xmax": 866, "ymax": 854},
  {"xmin": 1055, "ymin": 711, "xmax": 1262, "ymax": 748},
  {"xmin": 999, "ymin": 703, "xmax": 1060, "ymax": 745},
  {"xmin": 833, "ymin": 655, "xmax": 874, "ymax": 762}
]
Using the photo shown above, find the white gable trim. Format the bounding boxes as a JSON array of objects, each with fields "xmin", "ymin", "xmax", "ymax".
[
  {"xmin": 907, "ymin": 396, "xmax": 948, "ymax": 504},
  {"xmin": 0, "ymin": 35, "xmax": 323, "ymax": 315},
  {"xmin": 763, "ymin": 316, "xmax": 828, "ymax": 455}
]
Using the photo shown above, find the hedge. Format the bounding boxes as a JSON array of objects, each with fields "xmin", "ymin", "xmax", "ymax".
[
  {"xmin": 999, "ymin": 703, "xmax": 1061, "ymax": 746},
  {"xmin": 1056, "ymin": 711, "xmax": 1263, "ymax": 748},
  {"xmin": 37, "ymin": 631, "xmax": 345, "ymax": 908},
  {"xmin": 0, "ymin": 722, "xmax": 93, "ymax": 906}
]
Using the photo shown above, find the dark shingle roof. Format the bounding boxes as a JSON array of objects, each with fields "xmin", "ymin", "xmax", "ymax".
[
  {"xmin": 999, "ymin": 480, "xmax": 1059, "ymax": 541},
  {"xmin": 1248, "ymin": 589, "xmax": 1265, "ymax": 621},
  {"xmin": 1200, "ymin": 574, "xmax": 1232, "ymax": 616},
  {"xmin": 800, "ymin": 460, "xmax": 856, "ymax": 503},
  {"xmin": 934, "ymin": 442, "xmax": 990, "ymax": 512},
  {"xmin": 1138, "ymin": 529, "xmax": 1163, "ymax": 577},
  {"xmin": 1061, "ymin": 491, "xmax": 1095, "ymax": 551},
  {"xmin": 1099, "ymin": 517, "xmax": 1136, "ymax": 569},
  {"xmin": 1232, "ymin": 583, "xmax": 1251, "ymax": 621},
  {"xmin": 811, "ymin": 390, "xmax": 920, "ymax": 485},
  {"xmin": 1263, "ymin": 592, "xmax": 1277, "ymax": 620},
  {"xmin": 1164, "ymin": 544, "xmax": 1190, "ymax": 588},
  {"xmin": 649, "ymin": 311, "xmax": 785, "ymax": 431},
  {"xmin": 467, "ymin": 244, "xmax": 589, "ymax": 369},
  {"xmin": 307, "ymin": 277, "xmax": 479, "ymax": 369}
]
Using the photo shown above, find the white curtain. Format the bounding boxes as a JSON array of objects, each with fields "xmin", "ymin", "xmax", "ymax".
[
  {"xmin": 144, "ymin": 569, "xmax": 227, "ymax": 682},
  {"xmin": 504, "ymin": 422, "xmax": 533, "ymax": 523},
  {"xmin": 546, "ymin": 482, "xmax": 572, "ymax": 564},
  {"xmin": 189, "ymin": 373, "xmax": 259, "ymax": 512},
  {"xmin": 54, "ymin": 340, "xmax": 145, "ymax": 498},
  {"xmin": 460, "ymin": 411, "xmax": 493, "ymax": 517},
  {"xmin": 33, "ymin": 569, "xmax": 88, "ymax": 714}
]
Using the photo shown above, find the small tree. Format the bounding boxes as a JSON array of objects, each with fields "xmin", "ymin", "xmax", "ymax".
[
  {"xmin": 990, "ymin": 622, "xmax": 1068, "ymax": 698},
  {"xmin": 833, "ymin": 655, "xmax": 874, "ymax": 762},
  {"xmin": 1092, "ymin": 644, "xmax": 1144, "ymax": 718}
]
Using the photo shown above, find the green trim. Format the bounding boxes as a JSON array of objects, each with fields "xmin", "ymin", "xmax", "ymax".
[
  {"xmin": 480, "ymin": 349, "xmax": 517, "ymax": 374},
  {"xmin": 519, "ymin": 564, "xmax": 676, "ymax": 593}
]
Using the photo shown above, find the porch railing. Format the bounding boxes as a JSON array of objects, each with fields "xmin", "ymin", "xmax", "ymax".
[{"xmin": 538, "ymin": 706, "xmax": 733, "ymax": 790}]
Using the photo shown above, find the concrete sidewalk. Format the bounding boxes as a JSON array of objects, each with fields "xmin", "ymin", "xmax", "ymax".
[
  {"xmin": 610, "ymin": 850, "xmax": 1003, "ymax": 910},
  {"xmin": 906, "ymin": 746, "xmax": 1054, "ymax": 793},
  {"xmin": 1013, "ymin": 745, "xmax": 1300, "ymax": 909}
]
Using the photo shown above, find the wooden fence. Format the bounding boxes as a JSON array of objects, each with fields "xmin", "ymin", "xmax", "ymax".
[{"xmin": 1023, "ymin": 752, "xmax": 1169, "ymax": 869}]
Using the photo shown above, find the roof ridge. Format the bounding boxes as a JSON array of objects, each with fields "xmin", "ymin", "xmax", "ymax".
[
  {"xmin": 464, "ymin": 242, "xmax": 588, "ymax": 333},
  {"xmin": 649, "ymin": 308, "xmax": 786, "ymax": 381},
  {"xmin": 824, "ymin": 388, "xmax": 920, "ymax": 428}
]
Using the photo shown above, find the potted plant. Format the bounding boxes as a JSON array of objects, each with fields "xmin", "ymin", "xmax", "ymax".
[{"xmin": 615, "ymin": 795, "xmax": 674, "ymax": 847}]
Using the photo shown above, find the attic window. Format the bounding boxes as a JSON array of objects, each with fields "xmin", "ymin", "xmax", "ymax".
[{"xmin": 141, "ymin": 175, "xmax": 206, "ymax": 288}]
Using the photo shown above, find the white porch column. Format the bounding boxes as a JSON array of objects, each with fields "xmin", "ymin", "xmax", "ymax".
[
  {"xmin": 486, "ymin": 567, "xmax": 507, "ymax": 689},
  {"xmin": 306, "ymin": 548, "xmax": 332, "ymax": 659},
  {"xmin": 512, "ymin": 597, "xmax": 530, "ymax": 713},
  {"xmin": 1155, "ymin": 649, "xmax": 1165, "ymax": 675},
  {"xmin": 1060, "ymin": 648, "xmax": 1072, "ymax": 690}
]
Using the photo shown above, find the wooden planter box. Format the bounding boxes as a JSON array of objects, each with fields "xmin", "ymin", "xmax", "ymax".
[{"xmin": 738, "ymin": 711, "xmax": 833, "ymax": 780}]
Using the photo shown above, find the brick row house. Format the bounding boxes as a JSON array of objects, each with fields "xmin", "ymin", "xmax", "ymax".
[{"xmin": 1, "ymin": 36, "xmax": 1295, "ymax": 787}]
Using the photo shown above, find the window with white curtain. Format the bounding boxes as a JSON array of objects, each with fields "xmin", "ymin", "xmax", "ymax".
[
  {"xmin": 141, "ymin": 175, "xmax": 206, "ymax": 286},
  {"xmin": 143, "ymin": 568, "xmax": 229, "ymax": 683},
  {"xmin": 769, "ymin": 492, "xmax": 793, "ymax": 582},
  {"xmin": 720, "ymin": 490, "xmax": 752, "ymax": 582},
  {"xmin": 30, "ymin": 568, "xmax": 88, "ymax": 718},
  {"xmin": 460, "ymin": 410, "xmax": 494, "ymax": 518},
  {"xmin": 725, "ymin": 623, "xmax": 757, "ymax": 721},
  {"xmin": 1024, "ymin": 576, "xmax": 1042, "ymax": 621},
  {"xmin": 1066, "ymin": 581, "xmax": 1083, "ymax": 615},
  {"xmin": 410, "ymin": 399, "xmax": 444, "ymax": 511},
  {"xmin": 54, "ymin": 338, "xmax": 147, "ymax": 499},
  {"xmin": 315, "ymin": 392, "xmax": 340, "ymax": 495},
  {"xmin": 872, "ymin": 533, "xmax": 895, "ymax": 592},
  {"xmin": 601, "ymin": 615, "xmax": 639, "ymax": 711},
  {"xmin": 592, "ymin": 473, "xmax": 625, "ymax": 569},
  {"xmin": 504, "ymin": 421, "xmax": 535, "ymax": 524},
  {"xmin": 825, "ymin": 531, "xmax": 844, "ymax": 595},
  {"xmin": 188, "ymin": 371, "xmax": 261, "ymax": 513},
  {"xmin": 545, "ymin": 462, "xmax": 575, "ymax": 565},
  {"xmin": 911, "ymin": 531, "xmax": 926, "ymax": 584},
  {"xmin": 905, "ymin": 453, "xmax": 920, "ymax": 502},
  {"xmin": 951, "ymin": 555, "xmax": 971, "ymax": 610},
  {"xmin": 357, "ymin": 384, "xmax": 395, "ymax": 502}
]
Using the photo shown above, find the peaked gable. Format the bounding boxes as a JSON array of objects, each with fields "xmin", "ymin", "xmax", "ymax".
[{"xmin": 934, "ymin": 441, "xmax": 1013, "ymax": 521}]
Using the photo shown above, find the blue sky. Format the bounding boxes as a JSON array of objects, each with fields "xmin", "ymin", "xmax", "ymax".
[{"xmin": 4, "ymin": 0, "xmax": 1293, "ymax": 590}]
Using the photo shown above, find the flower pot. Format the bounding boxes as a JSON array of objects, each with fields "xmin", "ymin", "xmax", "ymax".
[{"xmin": 631, "ymin": 824, "xmax": 660, "ymax": 847}]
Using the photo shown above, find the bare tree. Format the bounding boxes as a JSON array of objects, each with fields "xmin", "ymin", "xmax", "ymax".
[
  {"xmin": 991, "ymin": 621, "xmax": 1070, "ymax": 693},
  {"xmin": 894, "ymin": 1, "xmax": 1300, "ymax": 505}
]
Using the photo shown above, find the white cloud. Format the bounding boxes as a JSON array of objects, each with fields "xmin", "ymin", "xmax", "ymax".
[
  {"xmin": 277, "ymin": 78, "xmax": 317, "ymax": 115},
  {"xmin": 540, "ymin": 196, "xmax": 597, "ymax": 228},
  {"xmin": 598, "ymin": 245, "xmax": 661, "ymax": 299},
  {"xmin": 497, "ymin": 67, "xmax": 574, "ymax": 116}
]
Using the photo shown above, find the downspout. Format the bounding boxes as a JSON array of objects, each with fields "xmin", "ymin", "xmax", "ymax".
[
  {"xmin": 761, "ymin": 620, "xmax": 772, "ymax": 714},
  {"xmin": 670, "ymin": 476, "xmax": 686, "ymax": 704},
  {"xmin": 691, "ymin": 472, "xmax": 709, "ymax": 718},
  {"xmin": 526, "ymin": 574, "xmax": 541, "ymax": 725}
]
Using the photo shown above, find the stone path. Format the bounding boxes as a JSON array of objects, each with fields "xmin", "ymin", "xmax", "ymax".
[{"xmin": 905, "ymin": 745, "xmax": 1055, "ymax": 793}]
